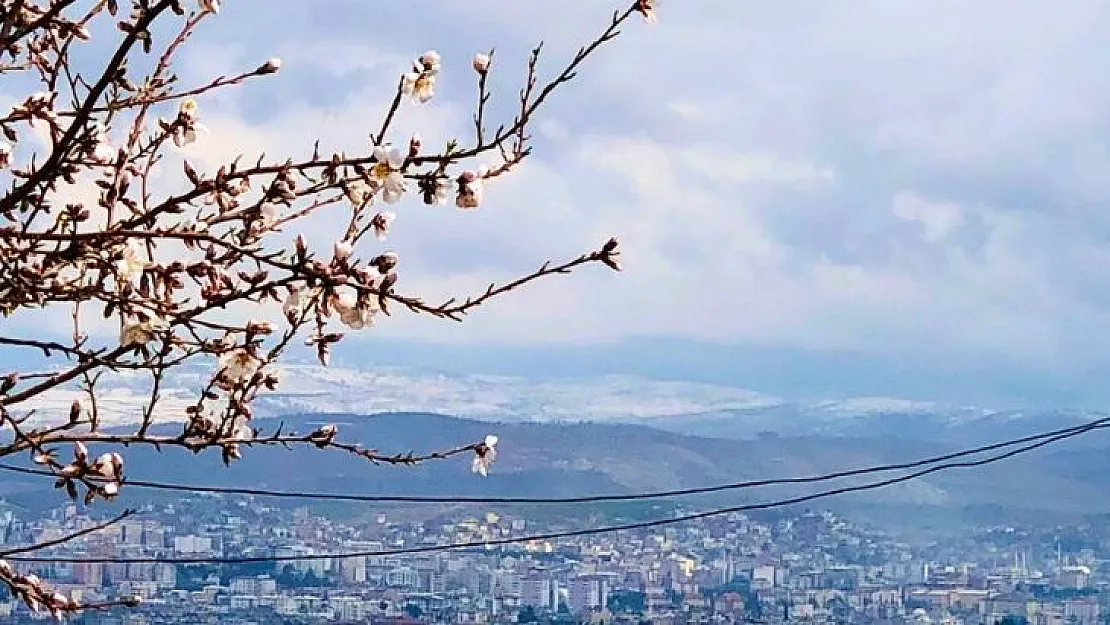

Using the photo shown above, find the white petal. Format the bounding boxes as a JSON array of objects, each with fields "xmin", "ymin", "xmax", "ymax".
[{"xmin": 471, "ymin": 457, "xmax": 487, "ymax": 477}]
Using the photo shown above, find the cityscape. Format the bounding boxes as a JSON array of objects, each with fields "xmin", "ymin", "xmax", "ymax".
[
  {"xmin": 4, "ymin": 0, "xmax": 1110, "ymax": 625},
  {"xmin": 1, "ymin": 493, "xmax": 1107, "ymax": 624}
]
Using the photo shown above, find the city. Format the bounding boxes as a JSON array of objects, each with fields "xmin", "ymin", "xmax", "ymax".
[
  {"xmin": 3, "ymin": 0, "xmax": 1110, "ymax": 624},
  {"xmin": 1, "ymin": 494, "xmax": 1106, "ymax": 624}
]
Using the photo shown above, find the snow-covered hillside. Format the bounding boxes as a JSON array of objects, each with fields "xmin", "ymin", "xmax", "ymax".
[{"xmin": 11, "ymin": 362, "xmax": 1018, "ymax": 437}]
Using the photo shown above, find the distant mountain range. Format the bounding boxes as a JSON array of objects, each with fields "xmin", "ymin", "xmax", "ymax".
[
  {"xmin": 11, "ymin": 361, "xmax": 1056, "ymax": 428},
  {"xmin": 15, "ymin": 361, "xmax": 1101, "ymax": 449},
  {"xmin": 4, "ymin": 411, "xmax": 1109, "ymax": 530},
  {"xmin": 8, "ymin": 363, "xmax": 1110, "ymax": 529}
]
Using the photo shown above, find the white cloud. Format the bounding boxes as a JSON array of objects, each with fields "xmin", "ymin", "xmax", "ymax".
[
  {"xmin": 192, "ymin": 1, "xmax": 1110, "ymax": 372},
  {"xmin": 14, "ymin": 0, "xmax": 1110, "ymax": 386},
  {"xmin": 667, "ymin": 102, "xmax": 700, "ymax": 119},
  {"xmin": 679, "ymin": 149, "xmax": 835, "ymax": 185},
  {"xmin": 891, "ymin": 192, "xmax": 964, "ymax": 242}
]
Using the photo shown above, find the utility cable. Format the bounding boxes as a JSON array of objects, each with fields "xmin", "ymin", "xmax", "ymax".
[
  {"xmin": 0, "ymin": 417, "xmax": 1103, "ymax": 505},
  {"xmin": 8, "ymin": 418, "xmax": 1104, "ymax": 564}
]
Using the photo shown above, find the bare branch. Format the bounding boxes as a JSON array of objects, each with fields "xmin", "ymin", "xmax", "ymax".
[{"xmin": 0, "ymin": 0, "xmax": 653, "ymax": 579}]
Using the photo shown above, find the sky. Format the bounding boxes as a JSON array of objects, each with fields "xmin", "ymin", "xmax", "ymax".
[{"xmin": 10, "ymin": 0, "xmax": 1110, "ymax": 407}]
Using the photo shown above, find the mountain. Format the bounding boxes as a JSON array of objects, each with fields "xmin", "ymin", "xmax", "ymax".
[
  {"xmin": 15, "ymin": 363, "xmax": 783, "ymax": 429},
  {"xmin": 14, "ymin": 362, "xmax": 1072, "ymax": 436},
  {"xmin": 18, "ymin": 362, "xmax": 1103, "ymax": 455},
  {"xmin": 632, "ymin": 405, "xmax": 1095, "ymax": 447},
  {"xmin": 5, "ymin": 412, "xmax": 1110, "ymax": 527},
  {"xmin": 11, "ymin": 361, "xmax": 1110, "ymax": 529}
]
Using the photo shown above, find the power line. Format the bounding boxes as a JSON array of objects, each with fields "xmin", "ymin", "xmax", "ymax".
[
  {"xmin": 0, "ymin": 417, "xmax": 1104, "ymax": 505},
  {"xmin": 9, "ymin": 418, "xmax": 1105, "ymax": 564}
]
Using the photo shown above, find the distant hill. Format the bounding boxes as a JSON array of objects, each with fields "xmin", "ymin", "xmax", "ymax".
[
  {"xmin": 14, "ymin": 362, "xmax": 1106, "ymax": 457},
  {"xmin": 4, "ymin": 412, "xmax": 1108, "ymax": 528},
  {"xmin": 635, "ymin": 406, "xmax": 1096, "ymax": 446}
]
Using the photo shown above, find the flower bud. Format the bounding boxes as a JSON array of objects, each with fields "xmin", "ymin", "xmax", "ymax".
[
  {"xmin": 473, "ymin": 53, "xmax": 491, "ymax": 74},
  {"xmin": 258, "ymin": 57, "xmax": 282, "ymax": 74},
  {"xmin": 333, "ymin": 240, "xmax": 353, "ymax": 261}
]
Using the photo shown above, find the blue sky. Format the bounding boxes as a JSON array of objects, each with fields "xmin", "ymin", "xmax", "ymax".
[{"xmin": 11, "ymin": 0, "xmax": 1110, "ymax": 407}]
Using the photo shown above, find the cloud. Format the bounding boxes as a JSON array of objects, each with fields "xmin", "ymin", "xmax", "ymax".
[
  {"xmin": 174, "ymin": 0, "xmax": 1110, "ymax": 372},
  {"xmin": 12, "ymin": 0, "xmax": 1110, "ymax": 401},
  {"xmin": 891, "ymin": 193, "xmax": 964, "ymax": 243}
]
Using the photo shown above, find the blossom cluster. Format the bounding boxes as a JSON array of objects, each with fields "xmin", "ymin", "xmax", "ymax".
[
  {"xmin": 0, "ymin": 559, "xmax": 141, "ymax": 620},
  {"xmin": 0, "ymin": 560, "xmax": 81, "ymax": 620},
  {"xmin": 44, "ymin": 441, "xmax": 126, "ymax": 501},
  {"xmin": 0, "ymin": 0, "xmax": 650, "ymax": 592}
]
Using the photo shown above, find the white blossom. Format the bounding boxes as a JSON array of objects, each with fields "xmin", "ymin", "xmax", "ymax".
[
  {"xmin": 370, "ymin": 146, "xmax": 406, "ymax": 203},
  {"xmin": 199, "ymin": 0, "xmax": 220, "ymax": 14},
  {"xmin": 218, "ymin": 349, "xmax": 261, "ymax": 384},
  {"xmin": 179, "ymin": 98, "xmax": 198, "ymax": 120},
  {"xmin": 91, "ymin": 452, "xmax": 124, "ymax": 480},
  {"xmin": 309, "ymin": 423, "xmax": 338, "ymax": 446},
  {"xmin": 259, "ymin": 203, "xmax": 280, "ymax": 227},
  {"xmin": 333, "ymin": 292, "xmax": 378, "ymax": 330},
  {"xmin": 402, "ymin": 72, "xmax": 436, "ymax": 103},
  {"xmin": 232, "ymin": 424, "xmax": 254, "ymax": 441},
  {"xmin": 419, "ymin": 50, "xmax": 442, "ymax": 72},
  {"xmin": 473, "ymin": 52, "xmax": 491, "ymax": 74},
  {"xmin": 432, "ymin": 177, "xmax": 451, "ymax": 205},
  {"xmin": 114, "ymin": 239, "xmax": 149, "ymax": 284},
  {"xmin": 401, "ymin": 50, "xmax": 441, "ymax": 104},
  {"xmin": 371, "ymin": 211, "xmax": 395, "ymax": 241},
  {"xmin": 471, "ymin": 434, "xmax": 499, "ymax": 477},
  {"xmin": 172, "ymin": 98, "xmax": 206, "ymax": 147},
  {"xmin": 636, "ymin": 0, "xmax": 658, "ymax": 23},
  {"xmin": 345, "ymin": 180, "xmax": 374, "ymax": 207}
]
